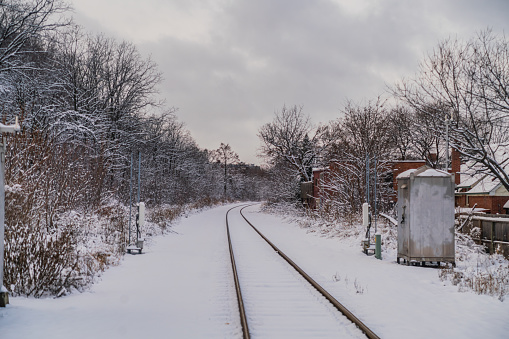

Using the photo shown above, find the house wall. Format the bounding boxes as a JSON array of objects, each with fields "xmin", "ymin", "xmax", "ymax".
[
  {"xmin": 451, "ymin": 148, "xmax": 461, "ymax": 185},
  {"xmin": 492, "ymin": 196, "xmax": 509, "ymax": 214},
  {"xmin": 391, "ymin": 161, "xmax": 426, "ymax": 202},
  {"xmin": 312, "ymin": 168, "xmax": 329, "ymax": 209},
  {"xmin": 455, "ymin": 180, "xmax": 509, "ymax": 214},
  {"xmin": 466, "ymin": 195, "xmax": 494, "ymax": 212},
  {"xmin": 312, "ymin": 169, "xmax": 323, "ymax": 203},
  {"xmin": 455, "ymin": 194, "xmax": 467, "ymax": 208},
  {"xmin": 495, "ymin": 185, "xmax": 509, "ymax": 196},
  {"xmin": 457, "ymin": 195, "xmax": 509, "ymax": 214}
]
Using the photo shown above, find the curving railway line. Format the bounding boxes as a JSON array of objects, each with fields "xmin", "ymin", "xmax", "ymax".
[{"xmin": 226, "ymin": 204, "xmax": 381, "ymax": 339}]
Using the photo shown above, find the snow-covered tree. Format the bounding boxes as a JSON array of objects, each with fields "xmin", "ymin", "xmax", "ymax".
[
  {"xmin": 258, "ymin": 105, "xmax": 335, "ymax": 183},
  {"xmin": 0, "ymin": 0, "xmax": 69, "ymax": 72},
  {"xmin": 211, "ymin": 143, "xmax": 240, "ymax": 198},
  {"xmin": 322, "ymin": 99, "xmax": 394, "ymax": 214},
  {"xmin": 393, "ymin": 29, "xmax": 509, "ymax": 190}
]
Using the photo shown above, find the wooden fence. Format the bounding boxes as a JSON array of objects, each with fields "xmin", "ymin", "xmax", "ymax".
[{"xmin": 458, "ymin": 213, "xmax": 509, "ymax": 258}]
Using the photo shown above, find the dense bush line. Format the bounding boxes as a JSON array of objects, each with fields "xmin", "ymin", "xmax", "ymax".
[{"xmin": 0, "ymin": 0, "xmax": 267, "ymax": 297}]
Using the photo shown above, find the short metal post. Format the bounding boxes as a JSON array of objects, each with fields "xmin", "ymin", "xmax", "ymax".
[
  {"xmin": 374, "ymin": 155, "xmax": 377, "ymax": 234},
  {"xmin": 375, "ymin": 233, "xmax": 382, "ymax": 260},
  {"xmin": 0, "ymin": 117, "xmax": 20, "ymax": 307},
  {"xmin": 445, "ymin": 113, "xmax": 450, "ymax": 171},
  {"xmin": 137, "ymin": 151, "xmax": 141, "ymax": 205},
  {"xmin": 0, "ymin": 142, "xmax": 8, "ymax": 306}
]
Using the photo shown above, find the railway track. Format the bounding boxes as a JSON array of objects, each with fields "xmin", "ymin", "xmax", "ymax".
[{"xmin": 226, "ymin": 204, "xmax": 380, "ymax": 339}]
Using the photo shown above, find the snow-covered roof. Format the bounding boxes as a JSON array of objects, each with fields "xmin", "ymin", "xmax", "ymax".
[
  {"xmin": 457, "ymin": 144, "xmax": 509, "ymax": 194},
  {"xmin": 396, "ymin": 166, "xmax": 451, "ymax": 179},
  {"xmin": 504, "ymin": 200, "xmax": 509, "ymax": 209},
  {"xmin": 457, "ymin": 172, "xmax": 483, "ymax": 189},
  {"xmin": 390, "ymin": 159, "xmax": 426, "ymax": 163},
  {"xmin": 396, "ymin": 168, "xmax": 416, "ymax": 179},
  {"xmin": 456, "ymin": 207, "xmax": 490, "ymax": 213},
  {"xmin": 312, "ymin": 167, "xmax": 328, "ymax": 172},
  {"xmin": 463, "ymin": 176, "xmax": 501, "ymax": 195}
]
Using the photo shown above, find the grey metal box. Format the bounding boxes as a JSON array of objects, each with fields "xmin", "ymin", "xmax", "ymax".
[{"xmin": 397, "ymin": 166, "xmax": 455, "ymax": 266}]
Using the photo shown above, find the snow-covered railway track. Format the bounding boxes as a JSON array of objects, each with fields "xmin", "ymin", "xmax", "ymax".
[{"xmin": 226, "ymin": 205, "xmax": 380, "ymax": 339}]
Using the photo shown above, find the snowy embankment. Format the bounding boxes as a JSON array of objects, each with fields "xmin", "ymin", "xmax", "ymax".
[
  {"xmin": 228, "ymin": 208, "xmax": 365, "ymax": 338},
  {"xmin": 1, "ymin": 204, "xmax": 508, "ymax": 338},
  {"xmin": 245, "ymin": 205, "xmax": 509, "ymax": 339},
  {"xmin": 0, "ymin": 204, "xmax": 240, "ymax": 339}
]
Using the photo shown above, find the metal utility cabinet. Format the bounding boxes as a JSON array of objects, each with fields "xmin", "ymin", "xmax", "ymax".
[{"xmin": 396, "ymin": 166, "xmax": 455, "ymax": 266}]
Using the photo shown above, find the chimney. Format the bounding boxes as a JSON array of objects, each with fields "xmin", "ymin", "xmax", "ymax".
[
  {"xmin": 429, "ymin": 153, "xmax": 438, "ymax": 167},
  {"xmin": 451, "ymin": 148, "xmax": 461, "ymax": 185}
]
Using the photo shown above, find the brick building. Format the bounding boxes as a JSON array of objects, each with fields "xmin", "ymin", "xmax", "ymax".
[
  {"xmin": 391, "ymin": 160, "xmax": 426, "ymax": 197},
  {"xmin": 306, "ymin": 159, "xmax": 427, "ymax": 208},
  {"xmin": 453, "ymin": 147, "xmax": 509, "ymax": 214}
]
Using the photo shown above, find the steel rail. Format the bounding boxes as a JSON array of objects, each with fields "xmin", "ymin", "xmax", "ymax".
[
  {"xmin": 239, "ymin": 205, "xmax": 381, "ymax": 339},
  {"xmin": 226, "ymin": 205, "xmax": 250, "ymax": 339}
]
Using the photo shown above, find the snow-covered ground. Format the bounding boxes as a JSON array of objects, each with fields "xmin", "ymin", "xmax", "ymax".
[
  {"xmin": 228, "ymin": 207, "xmax": 365, "ymax": 338},
  {"xmin": 1, "ymin": 204, "xmax": 508, "ymax": 338}
]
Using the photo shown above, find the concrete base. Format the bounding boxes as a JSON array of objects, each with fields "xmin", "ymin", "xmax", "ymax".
[{"xmin": 0, "ymin": 291, "xmax": 9, "ymax": 307}]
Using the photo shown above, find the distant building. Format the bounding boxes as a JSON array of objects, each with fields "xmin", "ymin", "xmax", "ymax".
[
  {"xmin": 453, "ymin": 147, "xmax": 509, "ymax": 214},
  {"xmin": 303, "ymin": 159, "xmax": 427, "ymax": 209},
  {"xmin": 390, "ymin": 160, "xmax": 426, "ymax": 201}
]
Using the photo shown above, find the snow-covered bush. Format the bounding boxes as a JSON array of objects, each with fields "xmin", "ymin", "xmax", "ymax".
[
  {"xmin": 147, "ymin": 204, "xmax": 186, "ymax": 233},
  {"xmin": 439, "ymin": 226, "xmax": 509, "ymax": 301},
  {"xmin": 4, "ymin": 193, "xmax": 129, "ymax": 297},
  {"xmin": 4, "ymin": 220, "xmax": 84, "ymax": 298},
  {"xmin": 264, "ymin": 202, "xmax": 509, "ymax": 300}
]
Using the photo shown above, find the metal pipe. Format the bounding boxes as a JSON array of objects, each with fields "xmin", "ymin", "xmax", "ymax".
[
  {"xmin": 366, "ymin": 154, "xmax": 370, "ymax": 204},
  {"xmin": 445, "ymin": 113, "xmax": 450, "ymax": 171},
  {"xmin": 374, "ymin": 155, "xmax": 377, "ymax": 234},
  {"xmin": 0, "ymin": 120, "xmax": 20, "ymax": 303},
  {"xmin": 128, "ymin": 153, "xmax": 133, "ymax": 245},
  {"xmin": 375, "ymin": 233, "xmax": 382, "ymax": 260},
  {"xmin": 137, "ymin": 151, "xmax": 141, "ymax": 204},
  {"xmin": 0, "ymin": 141, "xmax": 6, "ymax": 295}
]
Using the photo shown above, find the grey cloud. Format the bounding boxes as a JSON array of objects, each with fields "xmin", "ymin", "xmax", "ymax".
[{"xmin": 132, "ymin": 0, "xmax": 507, "ymax": 163}]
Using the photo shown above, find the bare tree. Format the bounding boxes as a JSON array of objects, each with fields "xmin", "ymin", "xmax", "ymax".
[
  {"xmin": 323, "ymin": 99, "xmax": 394, "ymax": 214},
  {"xmin": 393, "ymin": 29, "xmax": 509, "ymax": 190},
  {"xmin": 0, "ymin": 0, "xmax": 69, "ymax": 73},
  {"xmin": 333, "ymin": 98, "xmax": 392, "ymax": 159},
  {"xmin": 258, "ymin": 105, "xmax": 335, "ymax": 182},
  {"xmin": 211, "ymin": 143, "xmax": 240, "ymax": 198}
]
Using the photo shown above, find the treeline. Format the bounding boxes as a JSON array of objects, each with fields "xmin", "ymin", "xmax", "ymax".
[
  {"xmin": 1, "ymin": 0, "xmax": 266, "ymax": 297},
  {"xmin": 259, "ymin": 29, "xmax": 509, "ymax": 218}
]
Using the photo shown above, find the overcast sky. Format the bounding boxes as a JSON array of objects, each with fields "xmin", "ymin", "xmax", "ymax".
[{"xmin": 69, "ymin": 0, "xmax": 508, "ymax": 164}]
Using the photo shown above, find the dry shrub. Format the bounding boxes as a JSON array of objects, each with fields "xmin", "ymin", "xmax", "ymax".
[
  {"xmin": 189, "ymin": 196, "xmax": 222, "ymax": 210},
  {"xmin": 148, "ymin": 204, "xmax": 185, "ymax": 231},
  {"xmin": 90, "ymin": 252, "xmax": 112, "ymax": 272},
  {"xmin": 3, "ymin": 192, "xmax": 127, "ymax": 298},
  {"xmin": 93, "ymin": 201, "xmax": 128, "ymax": 256},
  {"xmin": 439, "ymin": 230, "xmax": 509, "ymax": 302},
  {"xmin": 4, "ymin": 221, "xmax": 87, "ymax": 298},
  {"xmin": 1, "ymin": 130, "xmax": 108, "ymax": 297},
  {"xmin": 147, "ymin": 198, "xmax": 222, "ymax": 233},
  {"xmin": 439, "ymin": 262, "xmax": 509, "ymax": 301},
  {"xmin": 3, "ymin": 156, "xmax": 91, "ymax": 297}
]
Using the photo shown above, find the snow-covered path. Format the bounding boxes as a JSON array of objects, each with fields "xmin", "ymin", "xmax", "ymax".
[
  {"xmin": 228, "ymin": 206, "xmax": 364, "ymax": 338},
  {"xmin": 0, "ymin": 204, "xmax": 241, "ymax": 339},
  {"xmin": 242, "ymin": 206, "xmax": 509, "ymax": 339},
  {"xmin": 1, "ymin": 203, "xmax": 508, "ymax": 338}
]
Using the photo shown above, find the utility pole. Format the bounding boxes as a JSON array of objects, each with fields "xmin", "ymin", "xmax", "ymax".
[
  {"xmin": 224, "ymin": 158, "xmax": 227, "ymax": 198},
  {"xmin": 0, "ymin": 118, "xmax": 20, "ymax": 307},
  {"xmin": 128, "ymin": 153, "xmax": 133, "ymax": 247},
  {"xmin": 445, "ymin": 113, "xmax": 450, "ymax": 171},
  {"xmin": 127, "ymin": 151, "xmax": 144, "ymax": 254}
]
